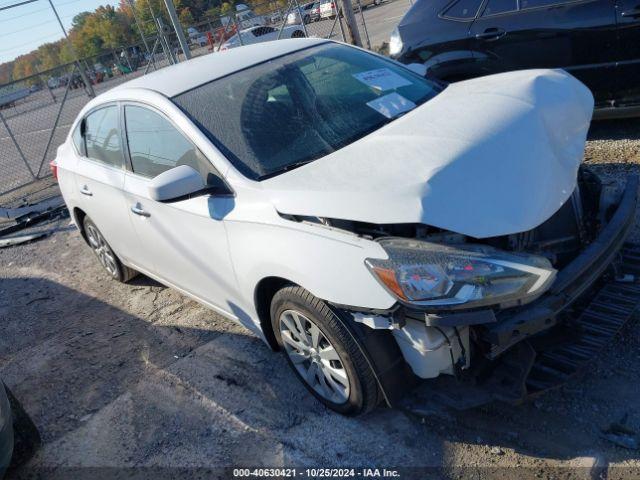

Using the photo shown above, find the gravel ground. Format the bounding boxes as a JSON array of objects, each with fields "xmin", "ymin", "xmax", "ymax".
[{"xmin": 1, "ymin": 119, "xmax": 640, "ymax": 479}]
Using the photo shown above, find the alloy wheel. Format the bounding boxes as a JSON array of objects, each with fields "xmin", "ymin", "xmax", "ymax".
[
  {"xmin": 279, "ymin": 309, "xmax": 350, "ymax": 403},
  {"xmin": 85, "ymin": 224, "xmax": 119, "ymax": 277}
]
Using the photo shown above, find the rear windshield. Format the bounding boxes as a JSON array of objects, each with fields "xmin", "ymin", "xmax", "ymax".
[{"xmin": 172, "ymin": 43, "xmax": 443, "ymax": 180}]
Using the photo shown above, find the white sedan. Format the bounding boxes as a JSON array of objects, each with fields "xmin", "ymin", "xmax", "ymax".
[
  {"xmin": 53, "ymin": 38, "xmax": 636, "ymax": 415},
  {"xmin": 220, "ymin": 25, "xmax": 305, "ymax": 50}
]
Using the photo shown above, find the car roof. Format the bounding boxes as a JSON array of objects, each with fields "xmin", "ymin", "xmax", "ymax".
[{"xmin": 113, "ymin": 38, "xmax": 328, "ymax": 98}]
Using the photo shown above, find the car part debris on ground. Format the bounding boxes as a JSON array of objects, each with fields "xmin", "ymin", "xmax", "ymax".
[{"xmin": 0, "ymin": 195, "xmax": 68, "ymax": 248}]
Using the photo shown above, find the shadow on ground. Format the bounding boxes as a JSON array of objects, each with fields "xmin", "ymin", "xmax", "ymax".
[
  {"xmin": 588, "ymin": 118, "xmax": 640, "ymax": 141},
  {"xmin": 2, "ymin": 272, "xmax": 640, "ymax": 478}
]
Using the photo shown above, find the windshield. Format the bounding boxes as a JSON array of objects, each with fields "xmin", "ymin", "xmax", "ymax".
[{"xmin": 172, "ymin": 43, "xmax": 443, "ymax": 180}]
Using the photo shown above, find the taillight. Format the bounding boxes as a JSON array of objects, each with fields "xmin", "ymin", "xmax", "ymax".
[{"xmin": 50, "ymin": 160, "xmax": 58, "ymax": 180}]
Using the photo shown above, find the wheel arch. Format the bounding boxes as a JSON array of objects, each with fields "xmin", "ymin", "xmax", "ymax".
[
  {"xmin": 72, "ymin": 207, "xmax": 89, "ymax": 245},
  {"xmin": 254, "ymin": 276, "xmax": 297, "ymax": 351}
]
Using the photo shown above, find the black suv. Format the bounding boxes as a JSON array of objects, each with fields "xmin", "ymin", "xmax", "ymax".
[{"xmin": 390, "ymin": 0, "xmax": 640, "ymax": 115}]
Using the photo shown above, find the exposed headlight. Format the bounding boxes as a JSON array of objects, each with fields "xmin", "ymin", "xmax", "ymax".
[
  {"xmin": 366, "ymin": 239, "xmax": 556, "ymax": 310},
  {"xmin": 389, "ymin": 27, "xmax": 403, "ymax": 56}
]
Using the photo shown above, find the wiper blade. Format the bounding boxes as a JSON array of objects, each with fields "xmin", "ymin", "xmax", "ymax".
[{"xmin": 260, "ymin": 160, "xmax": 315, "ymax": 180}]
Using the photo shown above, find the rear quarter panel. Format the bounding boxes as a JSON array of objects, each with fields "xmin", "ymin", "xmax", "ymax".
[{"xmin": 55, "ymin": 141, "xmax": 80, "ymax": 222}]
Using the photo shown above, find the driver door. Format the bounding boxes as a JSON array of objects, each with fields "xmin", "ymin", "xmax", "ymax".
[{"xmin": 120, "ymin": 103, "xmax": 238, "ymax": 314}]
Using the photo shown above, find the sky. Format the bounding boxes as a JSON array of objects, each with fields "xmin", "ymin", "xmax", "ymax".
[{"xmin": 0, "ymin": 0, "xmax": 120, "ymax": 64}]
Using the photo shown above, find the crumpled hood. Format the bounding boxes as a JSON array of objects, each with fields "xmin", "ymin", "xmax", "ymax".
[{"xmin": 260, "ymin": 69, "xmax": 594, "ymax": 238}]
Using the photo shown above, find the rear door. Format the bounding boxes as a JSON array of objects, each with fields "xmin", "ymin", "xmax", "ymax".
[
  {"xmin": 468, "ymin": 0, "xmax": 617, "ymax": 106},
  {"xmin": 73, "ymin": 104, "xmax": 133, "ymax": 260},
  {"xmin": 615, "ymin": 0, "xmax": 640, "ymax": 105}
]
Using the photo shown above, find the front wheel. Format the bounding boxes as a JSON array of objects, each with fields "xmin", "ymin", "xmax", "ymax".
[
  {"xmin": 291, "ymin": 29, "xmax": 306, "ymax": 38},
  {"xmin": 271, "ymin": 286, "xmax": 379, "ymax": 415}
]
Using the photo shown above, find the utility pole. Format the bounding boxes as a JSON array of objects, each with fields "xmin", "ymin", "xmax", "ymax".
[
  {"xmin": 126, "ymin": 0, "xmax": 151, "ymax": 55},
  {"xmin": 46, "ymin": 0, "xmax": 95, "ymax": 97},
  {"xmin": 162, "ymin": 0, "xmax": 191, "ymax": 60},
  {"xmin": 336, "ymin": 0, "xmax": 362, "ymax": 47}
]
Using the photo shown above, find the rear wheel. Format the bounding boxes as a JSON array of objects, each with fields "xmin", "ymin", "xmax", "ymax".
[
  {"xmin": 83, "ymin": 216, "xmax": 137, "ymax": 283},
  {"xmin": 271, "ymin": 286, "xmax": 379, "ymax": 415},
  {"xmin": 292, "ymin": 29, "xmax": 306, "ymax": 38}
]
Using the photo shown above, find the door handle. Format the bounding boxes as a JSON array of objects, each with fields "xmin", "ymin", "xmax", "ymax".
[
  {"xmin": 621, "ymin": 8, "xmax": 640, "ymax": 17},
  {"xmin": 130, "ymin": 205, "xmax": 151, "ymax": 217},
  {"xmin": 475, "ymin": 28, "xmax": 507, "ymax": 40},
  {"xmin": 80, "ymin": 185, "xmax": 93, "ymax": 196}
]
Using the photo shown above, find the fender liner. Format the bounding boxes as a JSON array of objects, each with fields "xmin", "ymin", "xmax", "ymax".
[{"xmin": 328, "ymin": 306, "xmax": 418, "ymax": 407}]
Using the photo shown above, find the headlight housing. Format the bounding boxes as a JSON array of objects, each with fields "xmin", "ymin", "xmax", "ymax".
[
  {"xmin": 366, "ymin": 239, "xmax": 556, "ymax": 310},
  {"xmin": 389, "ymin": 27, "xmax": 403, "ymax": 57}
]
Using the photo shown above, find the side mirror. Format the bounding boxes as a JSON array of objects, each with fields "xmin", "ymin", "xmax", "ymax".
[
  {"xmin": 406, "ymin": 63, "xmax": 427, "ymax": 77},
  {"xmin": 148, "ymin": 165, "xmax": 206, "ymax": 202}
]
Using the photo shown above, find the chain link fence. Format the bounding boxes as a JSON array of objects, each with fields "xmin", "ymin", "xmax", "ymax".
[{"xmin": 0, "ymin": 0, "xmax": 383, "ymax": 206}]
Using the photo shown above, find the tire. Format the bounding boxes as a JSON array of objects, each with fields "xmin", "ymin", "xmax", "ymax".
[
  {"xmin": 83, "ymin": 216, "xmax": 137, "ymax": 283},
  {"xmin": 271, "ymin": 286, "xmax": 379, "ymax": 415},
  {"xmin": 5, "ymin": 384, "xmax": 40, "ymax": 471},
  {"xmin": 292, "ymin": 29, "xmax": 306, "ymax": 38}
]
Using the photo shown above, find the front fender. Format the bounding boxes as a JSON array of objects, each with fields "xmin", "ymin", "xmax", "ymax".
[{"xmin": 225, "ymin": 219, "xmax": 396, "ymax": 319}]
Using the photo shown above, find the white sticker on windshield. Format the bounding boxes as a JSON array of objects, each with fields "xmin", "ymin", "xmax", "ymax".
[
  {"xmin": 353, "ymin": 68, "xmax": 412, "ymax": 91},
  {"xmin": 366, "ymin": 92, "xmax": 416, "ymax": 119}
]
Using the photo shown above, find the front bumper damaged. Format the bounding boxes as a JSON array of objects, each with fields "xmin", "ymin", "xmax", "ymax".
[{"xmin": 397, "ymin": 175, "xmax": 640, "ymax": 411}]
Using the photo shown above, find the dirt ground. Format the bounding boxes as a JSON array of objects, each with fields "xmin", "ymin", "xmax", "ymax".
[{"xmin": 1, "ymin": 119, "xmax": 640, "ymax": 479}]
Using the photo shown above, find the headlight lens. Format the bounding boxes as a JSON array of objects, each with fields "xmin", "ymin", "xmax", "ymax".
[
  {"xmin": 389, "ymin": 27, "xmax": 403, "ymax": 56},
  {"xmin": 366, "ymin": 239, "xmax": 556, "ymax": 310}
]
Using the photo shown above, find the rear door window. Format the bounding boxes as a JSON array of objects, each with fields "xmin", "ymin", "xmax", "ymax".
[
  {"xmin": 253, "ymin": 26, "xmax": 276, "ymax": 36},
  {"xmin": 84, "ymin": 106, "xmax": 124, "ymax": 168},
  {"xmin": 481, "ymin": 0, "xmax": 517, "ymax": 15},
  {"xmin": 442, "ymin": 0, "xmax": 483, "ymax": 19},
  {"xmin": 519, "ymin": 0, "xmax": 569, "ymax": 8}
]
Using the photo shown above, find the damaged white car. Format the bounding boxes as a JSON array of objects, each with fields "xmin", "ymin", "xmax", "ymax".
[{"xmin": 53, "ymin": 38, "xmax": 639, "ymax": 415}]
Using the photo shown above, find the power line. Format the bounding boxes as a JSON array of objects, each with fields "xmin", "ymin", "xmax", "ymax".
[
  {"xmin": 1, "ymin": 17, "xmax": 57, "ymax": 35},
  {"xmin": 0, "ymin": 31, "xmax": 61, "ymax": 52},
  {"xmin": 0, "ymin": 0, "xmax": 93, "ymax": 22},
  {"xmin": 55, "ymin": 0, "xmax": 91, "ymax": 7},
  {"xmin": 0, "ymin": 10, "xmax": 81, "ymax": 34},
  {"xmin": 0, "ymin": 6, "xmax": 50, "ymax": 24},
  {"xmin": 0, "ymin": 0, "xmax": 38, "ymax": 11}
]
